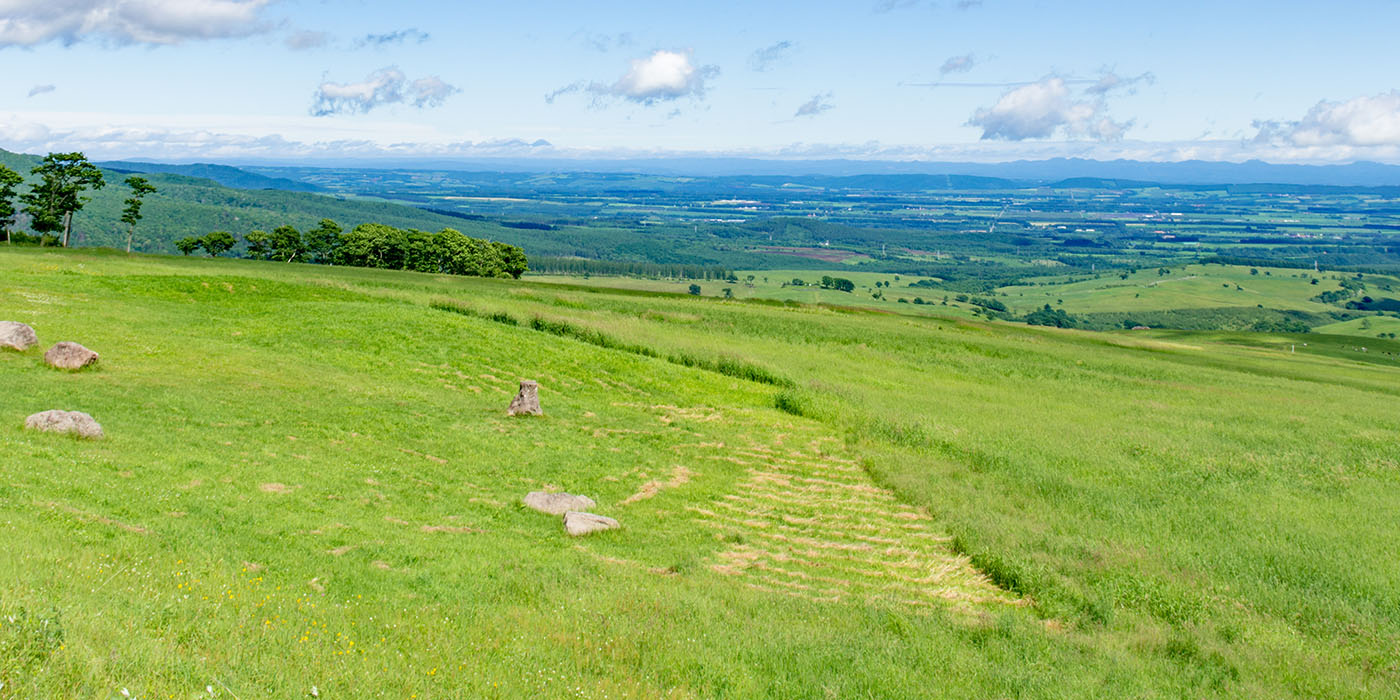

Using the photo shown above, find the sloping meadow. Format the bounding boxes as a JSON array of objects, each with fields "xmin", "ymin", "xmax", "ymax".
[{"xmin": 2, "ymin": 248, "xmax": 1398, "ymax": 698}]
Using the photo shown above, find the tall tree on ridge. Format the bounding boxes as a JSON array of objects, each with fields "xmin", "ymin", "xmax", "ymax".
[
  {"xmin": 20, "ymin": 152, "xmax": 105, "ymax": 247},
  {"xmin": 0, "ymin": 164, "xmax": 22, "ymax": 245},
  {"xmin": 120, "ymin": 175, "xmax": 158, "ymax": 253}
]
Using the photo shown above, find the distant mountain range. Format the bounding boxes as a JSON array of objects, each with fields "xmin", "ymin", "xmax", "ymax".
[
  {"xmin": 97, "ymin": 160, "xmax": 322, "ymax": 192},
  {"xmin": 226, "ymin": 156, "xmax": 1400, "ymax": 187}
]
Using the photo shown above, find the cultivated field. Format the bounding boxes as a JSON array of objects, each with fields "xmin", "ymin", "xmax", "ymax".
[{"xmin": 2, "ymin": 248, "xmax": 1397, "ymax": 698}]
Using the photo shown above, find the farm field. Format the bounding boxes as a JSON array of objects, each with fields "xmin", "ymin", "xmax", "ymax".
[
  {"xmin": 995, "ymin": 264, "xmax": 1370, "ymax": 314},
  {"xmin": 2, "ymin": 247, "xmax": 1399, "ymax": 698}
]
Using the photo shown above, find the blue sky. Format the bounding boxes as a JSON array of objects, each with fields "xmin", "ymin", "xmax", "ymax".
[{"xmin": 2, "ymin": 0, "xmax": 1399, "ymax": 164}]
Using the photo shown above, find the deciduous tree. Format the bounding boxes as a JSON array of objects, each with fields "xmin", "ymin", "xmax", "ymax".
[
  {"xmin": 20, "ymin": 152, "xmax": 105, "ymax": 247},
  {"xmin": 0, "ymin": 165, "xmax": 22, "ymax": 245},
  {"xmin": 120, "ymin": 175, "xmax": 157, "ymax": 254}
]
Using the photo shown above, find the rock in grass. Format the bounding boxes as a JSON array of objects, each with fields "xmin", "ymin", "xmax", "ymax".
[
  {"xmin": 0, "ymin": 321, "xmax": 38, "ymax": 351},
  {"xmin": 564, "ymin": 511, "xmax": 620, "ymax": 536},
  {"xmin": 44, "ymin": 342, "xmax": 99, "ymax": 370},
  {"xmin": 507, "ymin": 380, "xmax": 542, "ymax": 416},
  {"xmin": 24, "ymin": 410, "xmax": 104, "ymax": 439},
  {"xmin": 523, "ymin": 491, "xmax": 596, "ymax": 515}
]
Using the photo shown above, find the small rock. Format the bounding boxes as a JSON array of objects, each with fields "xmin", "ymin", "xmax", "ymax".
[
  {"xmin": 507, "ymin": 380, "xmax": 542, "ymax": 416},
  {"xmin": 0, "ymin": 321, "xmax": 38, "ymax": 351},
  {"xmin": 24, "ymin": 410, "xmax": 104, "ymax": 439},
  {"xmin": 44, "ymin": 342, "xmax": 99, "ymax": 370},
  {"xmin": 523, "ymin": 491, "xmax": 596, "ymax": 515},
  {"xmin": 564, "ymin": 511, "xmax": 620, "ymax": 537}
]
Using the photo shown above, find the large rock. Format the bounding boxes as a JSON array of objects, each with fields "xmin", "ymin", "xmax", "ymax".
[
  {"xmin": 523, "ymin": 491, "xmax": 596, "ymax": 515},
  {"xmin": 507, "ymin": 380, "xmax": 542, "ymax": 416},
  {"xmin": 564, "ymin": 511, "xmax": 620, "ymax": 537},
  {"xmin": 24, "ymin": 410, "xmax": 104, "ymax": 439},
  {"xmin": 0, "ymin": 321, "xmax": 38, "ymax": 351},
  {"xmin": 44, "ymin": 342, "xmax": 99, "ymax": 370}
]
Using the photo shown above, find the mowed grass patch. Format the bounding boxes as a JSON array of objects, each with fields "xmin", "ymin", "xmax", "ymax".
[{"xmin": 0, "ymin": 249, "xmax": 1185, "ymax": 699}]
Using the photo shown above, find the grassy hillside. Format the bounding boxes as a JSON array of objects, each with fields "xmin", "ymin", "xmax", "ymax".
[
  {"xmin": 2, "ymin": 247, "xmax": 1397, "ymax": 698},
  {"xmin": 0, "ymin": 149, "xmax": 541, "ymax": 255}
]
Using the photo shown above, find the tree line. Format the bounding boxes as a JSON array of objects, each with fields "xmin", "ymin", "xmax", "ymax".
[
  {"xmin": 175, "ymin": 221, "xmax": 529, "ymax": 279},
  {"xmin": 0, "ymin": 152, "xmax": 156, "ymax": 251},
  {"xmin": 529, "ymin": 256, "xmax": 733, "ymax": 280}
]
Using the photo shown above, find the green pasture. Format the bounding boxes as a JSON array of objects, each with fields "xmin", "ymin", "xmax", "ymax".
[
  {"xmin": 997, "ymin": 264, "xmax": 1368, "ymax": 314},
  {"xmin": 2, "ymin": 248, "xmax": 1398, "ymax": 698}
]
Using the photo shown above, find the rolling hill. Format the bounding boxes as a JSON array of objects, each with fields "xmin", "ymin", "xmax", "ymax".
[{"xmin": 2, "ymin": 246, "xmax": 1397, "ymax": 698}]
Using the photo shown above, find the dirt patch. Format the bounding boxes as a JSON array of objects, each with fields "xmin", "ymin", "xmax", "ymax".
[
  {"xmin": 620, "ymin": 465, "xmax": 695, "ymax": 506},
  {"xmin": 420, "ymin": 524, "xmax": 482, "ymax": 534},
  {"xmin": 42, "ymin": 501, "xmax": 150, "ymax": 535},
  {"xmin": 259, "ymin": 482, "xmax": 295, "ymax": 494},
  {"xmin": 690, "ymin": 443, "xmax": 1021, "ymax": 614}
]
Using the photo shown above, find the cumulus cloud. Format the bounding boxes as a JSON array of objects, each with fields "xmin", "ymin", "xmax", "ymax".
[
  {"xmin": 27, "ymin": 84, "xmax": 55, "ymax": 97},
  {"xmin": 748, "ymin": 41, "xmax": 794, "ymax": 72},
  {"xmin": 795, "ymin": 93, "xmax": 834, "ymax": 118},
  {"xmin": 548, "ymin": 49, "xmax": 718, "ymax": 106},
  {"xmin": 1254, "ymin": 91, "xmax": 1400, "ymax": 147},
  {"xmin": 939, "ymin": 53, "xmax": 977, "ymax": 75},
  {"xmin": 285, "ymin": 30, "xmax": 331, "ymax": 51},
  {"xmin": 354, "ymin": 28, "xmax": 429, "ymax": 48},
  {"xmin": 968, "ymin": 76, "xmax": 1130, "ymax": 141},
  {"xmin": 0, "ymin": 0, "xmax": 274, "ymax": 47},
  {"xmin": 311, "ymin": 67, "xmax": 459, "ymax": 116}
]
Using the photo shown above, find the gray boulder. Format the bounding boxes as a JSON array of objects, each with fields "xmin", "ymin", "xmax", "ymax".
[
  {"xmin": 0, "ymin": 321, "xmax": 38, "ymax": 351},
  {"xmin": 507, "ymin": 380, "xmax": 542, "ymax": 416},
  {"xmin": 523, "ymin": 491, "xmax": 596, "ymax": 515},
  {"xmin": 44, "ymin": 342, "xmax": 99, "ymax": 370},
  {"xmin": 24, "ymin": 410, "xmax": 104, "ymax": 439},
  {"xmin": 564, "ymin": 511, "xmax": 620, "ymax": 537}
]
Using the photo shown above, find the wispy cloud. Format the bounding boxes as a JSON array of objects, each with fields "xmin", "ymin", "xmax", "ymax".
[
  {"xmin": 354, "ymin": 28, "xmax": 429, "ymax": 48},
  {"xmin": 1085, "ymin": 71, "xmax": 1155, "ymax": 96},
  {"xmin": 939, "ymin": 53, "xmax": 978, "ymax": 75},
  {"xmin": 311, "ymin": 67, "xmax": 459, "ymax": 116},
  {"xmin": 547, "ymin": 49, "xmax": 719, "ymax": 106},
  {"xmin": 748, "ymin": 41, "xmax": 794, "ymax": 72},
  {"xmin": 574, "ymin": 31, "xmax": 635, "ymax": 52},
  {"xmin": 795, "ymin": 93, "xmax": 834, "ymax": 118},
  {"xmin": 0, "ymin": 0, "xmax": 275, "ymax": 48},
  {"xmin": 285, "ymin": 30, "xmax": 331, "ymax": 51},
  {"xmin": 27, "ymin": 84, "xmax": 56, "ymax": 98},
  {"xmin": 967, "ymin": 76, "xmax": 1130, "ymax": 141}
]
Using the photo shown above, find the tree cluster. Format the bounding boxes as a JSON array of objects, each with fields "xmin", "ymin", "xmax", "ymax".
[
  {"xmin": 0, "ymin": 153, "xmax": 154, "ymax": 248},
  {"xmin": 176, "ymin": 221, "xmax": 529, "ymax": 279}
]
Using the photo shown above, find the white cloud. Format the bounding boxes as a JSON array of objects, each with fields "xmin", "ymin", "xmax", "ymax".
[
  {"xmin": 1256, "ymin": 91, "xmax": 1400, "ymax": 147},
  {"xmin": 968, "ymin": 76, "xmax": 1130, "ymax": 141},
  {"xmin": 27, "ymin": 84, "xmax": 55, "ymax": 97},
  {"xmin": 795, "ymin": 93, "xmax": 834, "ymax": 118},
  {"xmin": 285, "ymin": 30, "xmax": 331, "ymax": 51},
  {"xmin": 939, "ymin": 53, "xmax": 977, "ymax": 75},
  {"xmin": 0, "ymin": 0, "xmax": 274, "ymax": 47},
  {"xmin": 613, "ymin": 49, "xmax": 715, "ymax": 102},
  {"xmin": 548, "ymin": 49, "xmax": 718, "ymax": 106},
  {"xmin": 311, "ymin": 68, "xmax": 459, "ymax": 116}
]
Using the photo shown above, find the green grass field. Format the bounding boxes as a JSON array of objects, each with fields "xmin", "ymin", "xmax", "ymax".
[
  {"xmin": 996, "ymin": 264, "xmax": 1365, "ymax": 315},
  {"xmin": 3, "ymin": 248, "xmax": 1398, "ymax": 698}
]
